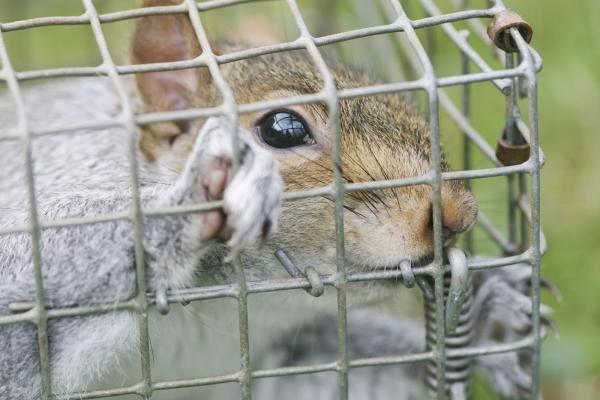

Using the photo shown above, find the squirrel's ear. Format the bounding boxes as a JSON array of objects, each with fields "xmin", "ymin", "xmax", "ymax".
[{"xmin": 131, "ymin": 0, "xmax": 202, "ymax": 113}]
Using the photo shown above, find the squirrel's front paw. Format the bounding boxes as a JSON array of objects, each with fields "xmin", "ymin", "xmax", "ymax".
[
  {"xmin": 472, "ymin": 264, "xmax": 557, "ymax": 398},
  {"xmin": 192, "ymin": 117, "xmax": 283, "ymax": 254},
  {"xmin": 475, "ymin": 349, "xmax": 531, "ymax": 399},
  {"xmin": 473, "ymin": 265, "xmax": 556, "ymax": 338}
]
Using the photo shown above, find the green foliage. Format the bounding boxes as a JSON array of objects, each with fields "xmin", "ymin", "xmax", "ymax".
[{"xmin": 508, "ymin": 1, "xmax": 600, "ymax": 398}]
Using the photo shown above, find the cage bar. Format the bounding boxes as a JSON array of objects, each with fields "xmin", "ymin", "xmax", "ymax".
[{"xmin": 0, "ymin": 19, "xmax": 52, "ymax": 400}]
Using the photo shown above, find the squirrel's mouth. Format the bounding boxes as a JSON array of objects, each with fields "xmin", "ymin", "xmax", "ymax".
[
  {"xmin": 408, "ymin": 253, "xmax": 435, "ymax": 269},
  {"xmin": 370, "ymin": 252, "xmax": 434, "ymax": 273}
]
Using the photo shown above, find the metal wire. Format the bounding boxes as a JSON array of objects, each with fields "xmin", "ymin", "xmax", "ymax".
[{"xmin": 0, "ymin": 0, "xmax": 543, "ymax": 399}]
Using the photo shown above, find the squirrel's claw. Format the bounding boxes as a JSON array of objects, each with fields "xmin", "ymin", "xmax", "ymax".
[
  {"xmin": 539, "ymin": 277, "xmax": 563, "ymax": 303},
  {"xmin": 223, "ymin": 139, "xmax": 282, "ymax": 257}
]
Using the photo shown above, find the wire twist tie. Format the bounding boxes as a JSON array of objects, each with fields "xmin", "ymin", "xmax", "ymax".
[{"xmin": 275, "ymin": 248, "xmax": 324, "ymax": 297}]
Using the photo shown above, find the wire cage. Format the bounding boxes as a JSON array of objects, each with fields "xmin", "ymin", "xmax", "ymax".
[{"xmin": 0, "ymin": 0, "xmax": 545, "ymax": 399}]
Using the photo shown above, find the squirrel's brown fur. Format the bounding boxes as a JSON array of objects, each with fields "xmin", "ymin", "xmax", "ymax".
[{"xmin": 131, "ymin": 0, "xmax": 477, "ymax": 288}]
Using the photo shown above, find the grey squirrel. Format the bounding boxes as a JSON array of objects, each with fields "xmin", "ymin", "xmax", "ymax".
[{"xmin": 0, "ymin": 1, "xmax": 548, "ymax": 399}]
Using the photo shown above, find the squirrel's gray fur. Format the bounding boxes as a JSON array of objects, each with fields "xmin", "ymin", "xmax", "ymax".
[{"xmin": 0, "ymin": 78, "xmax": 282, "ymax": 398}]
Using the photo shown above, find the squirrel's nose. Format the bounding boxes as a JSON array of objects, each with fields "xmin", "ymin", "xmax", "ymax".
[{"xmin": 427, "ymin": 194, "xmax": 477, "ymax": 242}]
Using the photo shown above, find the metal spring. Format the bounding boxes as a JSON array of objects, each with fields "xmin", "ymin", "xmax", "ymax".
[{"xmin": 424, "ymin": 272, "xmax": 475, "ymax": 399}]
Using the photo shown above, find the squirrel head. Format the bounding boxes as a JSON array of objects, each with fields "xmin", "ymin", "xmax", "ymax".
[{"xmin": 131, "ymin": 1, "xmax": 477, "ymax": 300}]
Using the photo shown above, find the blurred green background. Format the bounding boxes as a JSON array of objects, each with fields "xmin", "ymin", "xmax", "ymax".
[
  {"xmin": 0, "ymin": 0, "xmax": 598, "ymax": 399},
  {"xmin": 505, "ymin": 1, "xmax": 600, "ymax": 399}
]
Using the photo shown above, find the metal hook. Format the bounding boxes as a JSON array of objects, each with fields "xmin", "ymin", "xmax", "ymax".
[
  {"xmin": 156, "ymin": 286, "xmax": 170, "ymax": 315},
  {"xmin": 445, "ymin": 247, "xmax": 470, "ymax": 334},
  {"xmin": 416, "ymin": 276, "xmax": 435, "ymax": 300},
  {"xmin": 304, "ymin": 266, "xmax": 324, "ymax": 297},
  {"xmin": 275, "ymin": 248, "xmax": 324, "ymax": 297},
  {"xmin": 399, "ymin": 259, "xmax": 416, "ymax": 288}
]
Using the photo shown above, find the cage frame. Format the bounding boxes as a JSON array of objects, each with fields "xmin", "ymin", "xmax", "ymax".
[{"xmin": 0, "ymin": 0, "xmax": 544, "ymax": 399}]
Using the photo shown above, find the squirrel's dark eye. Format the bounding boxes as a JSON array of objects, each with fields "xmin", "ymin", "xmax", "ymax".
[{"xmin": 257, "ymin": 111, "xmax": 315, "ymax": 149}]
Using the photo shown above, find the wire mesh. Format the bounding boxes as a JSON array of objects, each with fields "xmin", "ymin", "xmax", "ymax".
[{"xmin": 0, "ymin": 0, "xmax": 544, "ymax": 399}]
